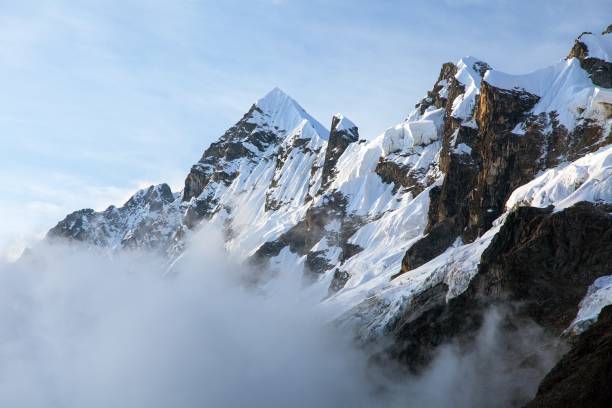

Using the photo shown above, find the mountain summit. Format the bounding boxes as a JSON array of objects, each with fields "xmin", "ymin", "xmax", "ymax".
[{"xmin": 254, "ymin": 87, "xmax": 329, "ymax": 138}]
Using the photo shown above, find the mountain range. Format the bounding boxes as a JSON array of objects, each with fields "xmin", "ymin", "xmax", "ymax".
[{"xmin": 48, "ymin": 24, "xmax": 612, "ymax": 406}]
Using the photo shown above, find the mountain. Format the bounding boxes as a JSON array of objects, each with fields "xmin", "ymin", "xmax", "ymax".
[{"xmin": 48, "ymin": 25, "xmax": 612, "ymax": 406}]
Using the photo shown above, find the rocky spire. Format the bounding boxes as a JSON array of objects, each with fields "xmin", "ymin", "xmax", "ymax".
[
  {"xmin": 566, "ymin": 24, "xmax": 612, "ymax": 87},
  {"xmin": 319, "ymin": 113, "xmax": 359, "ymax": 192},
  {"xmin": 183, "ymin": 88, "xmax": 328, "ymax": 203}
]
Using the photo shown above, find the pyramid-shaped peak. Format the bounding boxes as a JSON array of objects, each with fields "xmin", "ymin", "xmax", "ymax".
[
  {"xmin": 255, "ymin": 87, "xmax": 298, "ymax": 113},
  {"xmin": 253, "ymin": 87, "xmax": 328, "ymax": 138},
  {"xmin": 332, "ymin": 113, "xmax": 357, "ymax": 132}
]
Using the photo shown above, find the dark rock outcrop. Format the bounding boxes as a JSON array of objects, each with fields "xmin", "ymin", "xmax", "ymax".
[
  {"xmin": 252, "ymin": 193, "xmax": 347, "ymax": 265},
  {"xmin": 387, "ymin": 202, "xmax": 612, "ymax": 373},
  {"xmin": 375, "ymin": 160, "xmax": 428, "ymax": 196},
  {"xmin": 475, "ymin": 203, "xmax": 612, "ymax": 331},
  {"xmin": 567, "ymin": 29, "xmax": 612, "ymax": 88},
  {"xmin": 524, "ymin": 305, "xmax": 612, "ymax": 408},
  {"xmin": 400, "ymin": 54, "xmax": 611, "ymax": 277},
  {"xmin": 183, "ymin": 104, "xmax": 282, "ymax": 222},
  {"xmin": 399, "ymin": 25, "xmax": 612, "ymax": 277},
  {"xmin": 416, "ymin": 62, "xmax": 464, "ymax": 115},
  {"xmin": 319, "ymin": 114, "xmax": 359, "ymax": 192},
  {"xmin": 399, "ymin": 217, "xmax": 456, "ymax": 273},
  {"xmin": 463, "ymin": 84, "xmax": 542, "ymax": 240},
  {"xmin": 252, "ymin": 191, "xmax": 365, "ymax": 281},
  {"xmin": 328, "ymin": 269, "xmax": 351, "ymax": 295},
  {"xmin": 400, "ymin": 83, "xmax": 541, "ymax": 274},
  {"xmin": 48, "ymin": 208, "xmax": 98, "ymax": 242}
]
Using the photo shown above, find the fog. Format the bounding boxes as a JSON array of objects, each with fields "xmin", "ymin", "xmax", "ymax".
[{"xmin": 0, "ymin": 227, "xmax": 560, "ymax": 407}]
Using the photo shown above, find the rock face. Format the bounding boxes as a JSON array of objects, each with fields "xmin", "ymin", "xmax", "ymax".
[
  {"xmin": 400, "ymin": 32, "xmax": 612, "ymax": 275},
  {"xmin": 319, "ymin": 114, "xmax": 359, "ymax": 191},
  {"xmin": 568, "ymin": 30, "xmax": 612, "ymax": 88},
  {"xmin": 183, "ymin": 87, "xmax": 328, "ymax": 223},
  {"xmin": 524, "ymin": 305, "xmax": 612, "ymax": 408},
  {"xmin": 475, "ymin": 203, "xmax": 612, "ymax": 331},
  {"xmin": 385, "ymin": 202, "xmax": 612, "ymax": 380},
  {"xmin": 400, "ymin": 77, "xmax": 542, "ymax": 272},
  {"xmin": 47, "ymin": 24, "xmax": 612, "ymax": 404}
]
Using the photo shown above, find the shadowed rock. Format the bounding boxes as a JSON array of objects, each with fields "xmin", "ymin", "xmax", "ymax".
[{"xmin": 524, "ymin": 305, "xmax": 612, "ymax": 408}]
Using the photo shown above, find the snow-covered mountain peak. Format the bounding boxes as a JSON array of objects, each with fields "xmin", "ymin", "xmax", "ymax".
[
  {"xmin": 251, "ymin": 87, "xmax": 329, "ymax": 139},
  {"xmin": 332, "ymin": 113, "xmax": 357, "ymax": 132},
  {"xmin": 124, "ymin": 183, "xmax": 175, "ymax": 209},
  {"xmin": 447, "ymin": 56, "xmax": 491, "ymax": 120},
  {"xmin": 456, "ymin": 56, "xmax": 491, "ymax": 83},
  {"xmin": 483, "ymin": 56, "xmax": 611, "ymax": 132},
  {"xmin": 564, "ymin": 24, "xmax": 612, "ymax": 89}
]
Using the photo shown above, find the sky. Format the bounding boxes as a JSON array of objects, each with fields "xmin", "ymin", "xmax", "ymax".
[{"xmin": 0, "ymin": 0, "xmax": 610, "ymax": 259}]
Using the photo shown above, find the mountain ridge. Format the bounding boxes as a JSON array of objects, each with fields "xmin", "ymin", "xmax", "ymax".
[{"xmin": 46, "ymin": 25, "xmax": 612, "ymax": 407}]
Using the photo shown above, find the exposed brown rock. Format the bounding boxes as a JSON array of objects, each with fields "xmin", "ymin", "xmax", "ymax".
[
  {"xmin": 399, "ymin": 218, "xmax": 456, "ymax": 274},
  {"xmin": 566, "ymin": 30, "xmax": 612, "ymax": 88},
  {"xmin": 566, "ymin": 36, "xmax": 589, "ymax": 61},
  {"xmin": 374, "ymin": 160, "xmax": 426, "ymax": 196},
  {"xmin": 252, "ymin": 191, "xmax": 366, "ymax": 281},
  {"xmin": 399, "ymin": 83, "xmax": 541, "ymax": 275},
  {"xmin": 416, "ymin": 61, "xmax": 472, "ymax": 118},
  {"xmin": 464, "ymin": 84, "xmax": 542, "ymax": 240},
  {"xmin": 579, "ymin": 57, "xmax": 612, "ymax": 88}
]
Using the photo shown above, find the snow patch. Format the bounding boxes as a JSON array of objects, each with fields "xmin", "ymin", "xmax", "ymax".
[
  {"xmin": 484, "ymin": 59, "xmax": 606, "ymax": 132},
  {"xmin": 506, "ymin": 145, "xmax": 612, "ymax": 210},
  {"xmin": 333, "ymin": 113, "xmax": 357, "ymax": 132},
  {"xmin": 579, "ymin": 30, "xmax": 612, "ymax": 62},
  {"xmin": 567, "ymin": 276, "xmax": 612, "ymax": 335},
  {"xmin": 451, "ymin": 56, "xmax": 486, "ymax": 120}
]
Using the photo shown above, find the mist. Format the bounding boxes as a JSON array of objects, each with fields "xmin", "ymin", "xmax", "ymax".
[{"xmin": 0, "ymin": 227, "xmax": 560, "ymax": 407}]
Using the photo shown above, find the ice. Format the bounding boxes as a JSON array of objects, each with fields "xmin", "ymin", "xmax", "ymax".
[
  {"xmin": 567, "ymin": 276, "xmax": 612, "ymax": 335},
  {"xmin": 579, "ymin": 30, "xmax": 612, "ymax": 62},
  {"xmin": 485, "ymin": 58, "xmax": 606, "ymax": 132},
  {"xmin": 506, "ymin": 145, "xmax": 612, "ymax": 211}
]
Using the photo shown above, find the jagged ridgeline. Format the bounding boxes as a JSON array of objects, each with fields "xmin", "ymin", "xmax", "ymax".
[{"xmin": 49, "ymin": 25, "xmax": 612, "ymax": 406}]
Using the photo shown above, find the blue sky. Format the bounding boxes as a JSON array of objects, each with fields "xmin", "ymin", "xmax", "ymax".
[{"xmin": 0, "ymin": 0, "xmax": 609, "ymax": 258}]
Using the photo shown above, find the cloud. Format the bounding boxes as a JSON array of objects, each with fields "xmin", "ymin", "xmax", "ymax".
[
  {"xmin": 0, "ymin": 225, "xmax": 564, "ymax": 407},
  {"xmin": 0, "ymin": 228, "xmax": 383, "ymax": 407}
]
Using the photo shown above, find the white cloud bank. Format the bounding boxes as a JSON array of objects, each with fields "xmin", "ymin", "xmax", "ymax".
[{"xmin": 0, "ymin": 226, "xmax": 560, "ymax": 407}]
